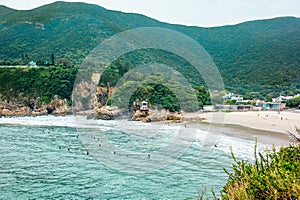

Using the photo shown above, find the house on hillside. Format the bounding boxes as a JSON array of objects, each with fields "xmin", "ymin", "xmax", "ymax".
[
  {"xmin": 272, "ymin": 94, "xmax": 300, "ymax": 102},
  {"xmin": 28, "ymin": 61, "xmax": 37, "ymax": 67},
  {"xmin": 223, "ymin": 93, "xmax": 243, "ymax": 102}
]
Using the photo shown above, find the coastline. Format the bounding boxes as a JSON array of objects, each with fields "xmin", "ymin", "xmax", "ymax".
[
  {"xmin": 195, "ymin": 110, "xmax": 299, "ymax": 135},
  {"xmin": 1, "ymin": 110, "xmax": 298, "ymax": 145},
  {"xmin": 2, "ymin": 110, "xmax": 299, "ymax": 135},
  {"xmin": 198, "ymin": 121, "xmax": 290, "ymax": 145},
  {"xmin": 0, "ymin": 111, "xmax": 295, "ymax": 146}
]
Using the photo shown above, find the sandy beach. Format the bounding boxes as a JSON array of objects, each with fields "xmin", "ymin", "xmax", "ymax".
[{"xmin": 194, "ymin": 111, "xmax": 300, "ymax": 135}]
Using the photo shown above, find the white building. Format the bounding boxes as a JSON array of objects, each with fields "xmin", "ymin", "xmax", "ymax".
[
  {"xmin": 223, "ymin": 93, "xmax": 243, "ymax": 102},
  {"xmin": 272, "ymin": 94, "xmax": 300, "ymax": 102}
]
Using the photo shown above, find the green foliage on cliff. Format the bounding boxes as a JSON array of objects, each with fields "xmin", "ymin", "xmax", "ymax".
[
  {"xmin": 220, "ymin": 144, "xmax": 300, "ymax": 200},
  {"xmin": 99, "ymin": 54, "xmax": 210, "ymax": 111},
  {"xmin": 106, "ymin": 69, "xmax": 207, "ymax": 112},
  {"xmin": 0, "ymin": 65, "xmax": 78, "ymax": 102},
  {"xmin": 0, "ymin": 2, "xmax": 300, "ymax": 96}
]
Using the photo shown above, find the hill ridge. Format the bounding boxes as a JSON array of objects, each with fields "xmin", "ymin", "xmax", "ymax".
[{"xmin": 0, "ymin": 2, "xmax": 299, "ymax": 95}]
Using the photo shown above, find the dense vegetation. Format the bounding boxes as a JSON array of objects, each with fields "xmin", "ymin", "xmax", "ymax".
[
  {"xmin": 0, "ymin": 65, "xmax": 78, "ymax": 103},
  {"xmin": 0, "ymin": 2, "xmax": 300, "ymax": 97},
  {"xmin": 286, "ymin": 96, "xmax": 300, "ymax": 108},
  {"xmin": 220, "ymin": 144, "xmax": 300, "ymax": 200},
  {"xmin": 101, "ymin": 59, "xmax": 210, "ymax": 111}
]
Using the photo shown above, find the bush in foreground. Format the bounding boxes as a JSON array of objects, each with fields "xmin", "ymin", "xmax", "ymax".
[{"xmin": 220, "ymin": 143, "xmax": 300, "ymax": 200}]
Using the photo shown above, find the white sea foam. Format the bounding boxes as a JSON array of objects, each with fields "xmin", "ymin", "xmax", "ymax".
[
  {"xmin": 193, "ymin": 129, "xmax": 274, "ymax": 161},
  {"xmin": 0, "ymin": 115, "xmax": 111, "ymax": 130},
  {"xmin": 0, "ymin": 115, "xmax": 278, "ymax": 162}
]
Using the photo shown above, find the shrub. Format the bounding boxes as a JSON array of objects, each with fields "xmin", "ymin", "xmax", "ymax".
[
  {"xmin": 221, "ymin": 143, "xmax": 300, "ymax": 200},
  {"xmin": 286, "ymin": 96, "xmax": 300, "ymax": 108}
]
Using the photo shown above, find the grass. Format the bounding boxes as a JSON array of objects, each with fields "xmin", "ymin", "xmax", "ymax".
[
  {"xmin": 220, "ymin": 141, "xmax": 300, "ymax": 200},
  {"xmin": 194, "ymin": 141, "xmax": 300, "ymax": 200}
]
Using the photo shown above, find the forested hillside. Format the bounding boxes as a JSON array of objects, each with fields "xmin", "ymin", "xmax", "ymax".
[{"xmin": 0, "ymin": 1, "xmax": 300, "ymax": 96}]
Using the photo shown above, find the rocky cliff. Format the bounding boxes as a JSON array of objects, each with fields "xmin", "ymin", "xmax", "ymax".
[{"xmin": 0, "ymin": 95, "xmax": 71, "ymax": 117}]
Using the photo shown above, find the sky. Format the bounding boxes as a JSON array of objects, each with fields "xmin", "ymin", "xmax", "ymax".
[{"xmin": 1, "ymin": 0, "xmax": 300, "ymax": 27}]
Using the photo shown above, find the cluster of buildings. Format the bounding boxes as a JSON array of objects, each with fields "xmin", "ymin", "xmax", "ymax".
[
  {"xmin": 204, "ymin": 93, "xmax": 299, "ymax": 112},
  {"xmin": 272, "ymin": 94, "xmax": 300, "ymax": 102}
]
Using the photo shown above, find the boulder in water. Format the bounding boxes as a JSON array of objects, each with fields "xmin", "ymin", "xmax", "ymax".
[{"xmin": 95, "ymin": 106, "xmax": 123, "ymax": 120}]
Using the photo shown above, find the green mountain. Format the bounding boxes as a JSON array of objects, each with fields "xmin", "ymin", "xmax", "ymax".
[{"xmin": 0, "ymin": 1, "xmax": 300, "ymax": 96}]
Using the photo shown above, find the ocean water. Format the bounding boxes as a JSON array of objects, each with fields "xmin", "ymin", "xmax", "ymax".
[{"xmin": 0, "ymin": 116, "xmax": 286, "ymax": 199}]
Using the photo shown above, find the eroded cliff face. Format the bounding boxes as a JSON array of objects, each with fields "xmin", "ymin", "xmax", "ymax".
[
  {"xmin": 0, "ymin": 95, "xmax": 70, "ymax": 117},
  {"xmin": 96, "ymin": 87, "xmax": 115, "ymax": 107},
  {"xmin": 0, "ymin": 72, "xmax": 118, "ymax": 117},
  {"xmin": 72, "ymin": 80, "xmax": 97, "ymax": 112},
  {"xmin": 72, "ymin": 73, "xmax": 116, "ymax": 113}
]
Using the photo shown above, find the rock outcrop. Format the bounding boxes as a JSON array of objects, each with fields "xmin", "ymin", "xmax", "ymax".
[
  {"xmin": 94, "ymin": 105, "xmax": 124, "ymax": 120},
  {"xmin": 0, "ymin": 95, "xmax": 71, "ymax": 117},
  {"xmin": 132, "ymin": 110, "xmax": 151, "ymax": 122},
  {"xmin": 132, "ymin": 109, "xmax": 183, "ymax": 123},
  {"xmin": 166, "ymin": 112, "xmax": 183, "ymax": 122},
  {"xmin": 50, "ymin": 97, "xmax": 71, "ymax": 116}
]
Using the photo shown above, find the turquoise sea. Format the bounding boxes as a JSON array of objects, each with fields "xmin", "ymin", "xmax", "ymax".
[{"xmin": 0, "ymin": 116, "xmax": 288, "ymax": 199}]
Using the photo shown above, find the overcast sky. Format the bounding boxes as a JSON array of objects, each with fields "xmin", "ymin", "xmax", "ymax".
[{"xmin": 1, "ymin": 0, "xmax": 300, "ymax": 27}]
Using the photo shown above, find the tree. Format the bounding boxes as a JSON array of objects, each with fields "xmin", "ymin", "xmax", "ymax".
[
  {"xmin": 51, "ymin": 54, "xmax": 55, "ymax": 65},
  {"xmin": 195, "ymin": 86, "xmax": 211, "ymax": 108},
  {"xmin": 286, "ymin": 96, "xmax": 300, "ymax": 108},
  {"xmin": 56, "ymin": 58, "xmax": 72, "ymax": 67}
]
